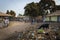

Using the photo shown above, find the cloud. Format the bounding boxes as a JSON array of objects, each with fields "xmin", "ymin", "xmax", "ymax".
[{"xmin": 55, "ymin": 0, "xmax": 60, "ymax": 5}]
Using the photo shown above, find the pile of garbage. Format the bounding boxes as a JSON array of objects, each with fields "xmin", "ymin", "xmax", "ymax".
[
  {"xmin": 6, "ymin": 24, "xmax": 60, "ymax": 40},
  {"xmin": 17, "ymin": 27, "xmax": 60, "ymax": 40}
]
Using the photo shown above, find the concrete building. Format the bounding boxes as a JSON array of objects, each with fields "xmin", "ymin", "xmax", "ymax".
[{"xmin": 45, "ymin": 10, "xmax": 60, "ymax": 22}]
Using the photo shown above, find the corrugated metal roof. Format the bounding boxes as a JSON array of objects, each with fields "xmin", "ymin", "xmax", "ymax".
[
  {"xmin": 46, "ymin": 10, "xmax": 60, "ymax": 16},
  {"xmin": 0, "ymin": 12, "xmax": 12, "ymax": 16}
]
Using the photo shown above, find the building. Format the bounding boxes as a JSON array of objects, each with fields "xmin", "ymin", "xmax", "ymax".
[
  {"xmin": 16, "ymin": 16, "xmax": 30, "ymax": 21},
  {"xmin": 0, "ymin": 12, "xmax": 12, "ymax": 22},
  {"xmin": 0, "ymin": 12, "xmax": 12, "ymax": 17},
  {"xmin": 45, "ymin": 10, "xmax": 60, "ymax": 22},
  {"xmin": 0, "ymin": 12, "xmax": 12, "ymax": 28},
  {"xmin": 44, "ymin": 5, "xmax": 60, "ymax": 22}
]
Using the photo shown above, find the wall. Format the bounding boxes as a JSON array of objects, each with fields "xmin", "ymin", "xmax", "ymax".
[
  {"xmin": 45, "ymin": 16, "xmax": 58, "ymax": 22},
  {"xmin": 51, "ymin": 16, "xmax": 57, "ymax": 21},
  {"xmin": 45, "ymin": 17, "xmax": 50, "ymax": 21}
]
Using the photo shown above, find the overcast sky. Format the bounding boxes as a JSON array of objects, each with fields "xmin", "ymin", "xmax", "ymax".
[{"xmin": 0, "ymin": 0, "xmax": 60, "ymax": 16}]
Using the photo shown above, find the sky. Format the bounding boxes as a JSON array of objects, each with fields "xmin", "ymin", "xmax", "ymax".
[{"xmin": 0, "ymin": 0, "xmax": 60, "ymax": 16}]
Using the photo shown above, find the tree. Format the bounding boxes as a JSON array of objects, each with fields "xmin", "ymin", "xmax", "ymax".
[
  {"xmin": 6, "ymin": 10, "xmax": 16, "ymax": 17},
  {"xmin": 39, "ymin": 0, "xmax": 56, "ymax": 22},
  {"xmin": 18, "ymin": 14, "xmax": 22, "ymax": 16},
  {"xmin": 6, "ymin": 10, "xmax": 9, "ymax": 14},
  {"xmin": 24, "ymin": 0, "xmax": 56, "ymax": 20},
  {"xmin": 24, "ymin": 2, "xmax": 41, "ymax": 17},
  {"xmin": 9, "ymin": 10, "xmax": 16, "ymax": 17},
  {"xmin": 39, "ymin": 0, "xmax": 56, "ymax": 14}
]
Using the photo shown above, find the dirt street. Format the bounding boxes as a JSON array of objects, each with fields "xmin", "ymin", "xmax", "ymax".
[{"xmin": 0, "ymin": 21, "xmax": 34, "ymax": 40}]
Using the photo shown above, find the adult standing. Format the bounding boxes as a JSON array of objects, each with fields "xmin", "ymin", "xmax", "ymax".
[{"xmin": 4, "ymin": 18, "xmax": 9, "ymax": 27}]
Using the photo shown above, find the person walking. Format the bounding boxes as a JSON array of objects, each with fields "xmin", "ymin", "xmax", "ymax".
[{"xmin": 4, "ymin": 18, "xmax": 9, "ymax": 27}]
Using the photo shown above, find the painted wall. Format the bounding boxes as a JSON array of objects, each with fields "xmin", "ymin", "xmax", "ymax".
[
  {"xmin": 45, "ymin": 16, "xmax": 58, "ymax": 22},
  {"xmin": 45, "ymin": 17, "xmax": 50, "ymax": 21},
  {"xmin": 51, "ymin": 16, "xmax": 57, "ymax": 21},
  {"xmin": 45, "ymin": 15, "xmax": 60, "ymax": 22}
]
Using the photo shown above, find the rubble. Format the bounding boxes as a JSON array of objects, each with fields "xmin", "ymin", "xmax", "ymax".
[{"xmin": 5, "ymin": 25, "xmax": 60, "ymax": 40}]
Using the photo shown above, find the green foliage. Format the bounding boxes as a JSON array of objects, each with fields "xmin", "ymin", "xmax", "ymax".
[
  {"xmin": 24, "ymin": 0, "xmax": 56, "ymax": 17},
  {"xmin": 24, "ymin": 2, "xmax": 41, "ymax": 17},
  {"xmin": 6, "ymin": 10, "xmax": 9, "ymax": 14},
  {"xmin": 10, "ymin": 10, "xmax": 16, "ymax": 17},
  {"xmin": 18, "ymin": 14, "xmax": 22, "ymax": 16},
  {"xmin": 39, "ymin": 0, "xmax": 56, "ymax": 12},
  {"xmin": 6, "ymin": 10, "xmax": 16, "ymax": 17}
]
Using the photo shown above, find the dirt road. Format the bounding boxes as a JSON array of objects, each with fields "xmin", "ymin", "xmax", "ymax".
[{"xmin": 0, "ymin": 21, "xmax": 34, "ymax": 40}]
